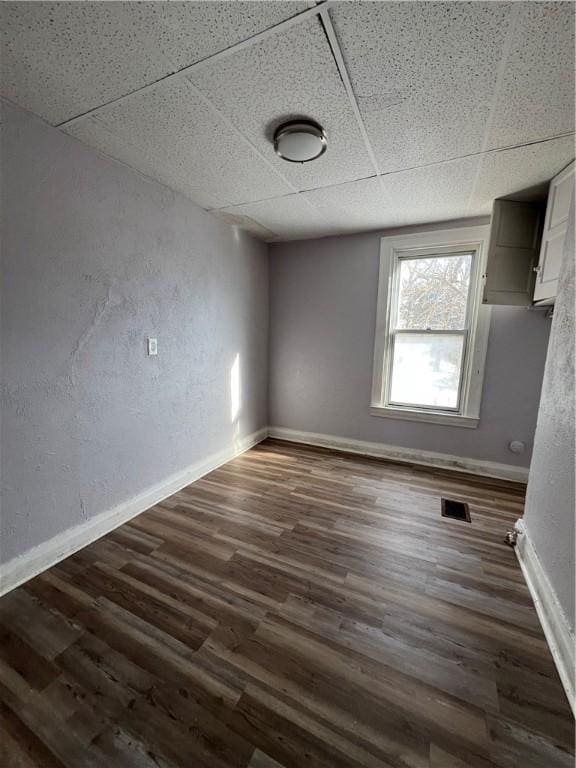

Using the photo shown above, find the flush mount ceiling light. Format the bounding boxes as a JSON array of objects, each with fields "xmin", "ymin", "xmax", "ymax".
[{"xmin": 273, "ymin": 120, "xmax": 327, "ymax": 163}]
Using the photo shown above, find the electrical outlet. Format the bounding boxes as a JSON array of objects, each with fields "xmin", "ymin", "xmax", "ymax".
[{"xmin": 147, "ymin": 337, "xmax": 158, "ymax": 356}]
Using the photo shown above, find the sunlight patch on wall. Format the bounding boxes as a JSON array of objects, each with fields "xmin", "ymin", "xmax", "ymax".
[{"xmin": 230, "ymin": 352, "xmax": 241, "ymax": 423}]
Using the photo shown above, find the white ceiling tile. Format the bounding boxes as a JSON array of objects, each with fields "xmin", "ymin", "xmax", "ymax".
[
  {"xmin": 130, "ymin": 1, "xmax": 314, "ymax": 71},
  {"xmin": 4, "ymin": 1, "xmax": 574, "ymax": 242},
  {"xmin": 302, "ymin": 177, "xmax": 399, "ymax": 235},
  {"xmin": 0, "ymin": 2, "xmax": 172, "ymax": 124},
  {"xmin": 220, "ymin": 195, "xmax": 336, "ymax": 241},
  {"xmin": 331, "ymin": 2, "xmax": 512, "ymax": 171},
  {"xmin": 469, "ymin": 137, "xmax": 576, "ymax": 216},
  {"xmin": 382, "ymin": 157, "xmax": 481, "ymax": 226},
  {"xmin": 0, "ymin": 2, "xmax": 313, "ymax": 125},
  {"xmin": 486, "ymin": 2, "xmax": 575, "ymax": 148},
  {"xmin": 65, "ymin": 116, "xmax": 223, "ymax": 211},
  {"xmin": 303, "ymin": 157, "xmax": 480, "ymax": 235},
  {"xmin": 211, "ymin": 210, "xmax": 278, "ymax": 242},
  {"xmin": 188, "ymin": 16, "xmax": 375, "ymax": 191},
  {"xmin": 65, "ymin": 115, "xmax": 163, "ymax": 181},
  {"xmin": 65, "ymin": 78, "xmax": 293, "ymax": 208}
]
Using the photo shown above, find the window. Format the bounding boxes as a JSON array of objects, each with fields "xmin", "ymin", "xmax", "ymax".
[{"xmin": 371, "ymin": 226, "xmax": 491, "ymax": 428}]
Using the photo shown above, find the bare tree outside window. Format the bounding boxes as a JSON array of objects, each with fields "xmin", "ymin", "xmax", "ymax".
[{"xmin": 397, "ymin": 254, "xmax": 472, "ymax": 331}]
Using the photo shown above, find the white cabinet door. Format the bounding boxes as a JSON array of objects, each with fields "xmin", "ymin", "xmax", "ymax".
[{"xmin": 533, "ymin": 161, "xmax": 575, "ymax": 303}]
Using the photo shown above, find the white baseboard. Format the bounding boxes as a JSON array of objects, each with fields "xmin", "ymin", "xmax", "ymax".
[
  {"xmin": 0, "ymin": 427, "xmax": 268, "ymax": 597},
  {"xmin": 0, "ymin": 425, "xmax": 529, "ymax": 599},
  {"xmin": 268, "ymin": 426, "xmax": 529, "ymax": 483},
  {"xmin": 515, "ymin": 519, "xmax": 575, "ymax": 716}
]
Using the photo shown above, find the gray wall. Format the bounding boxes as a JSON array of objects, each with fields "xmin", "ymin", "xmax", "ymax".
[
  {"xmin": 523, "ymin": 208, "xmax": 575, "ymax": 632},
  {"xmin": 269, "ymin": 227, "xmax": 551, "ymax": 467},
  {"xmin": 0, "ymin": 101, "xmax": 268, "ymax": 564}
]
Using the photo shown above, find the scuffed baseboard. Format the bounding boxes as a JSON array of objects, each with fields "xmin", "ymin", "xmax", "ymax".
[
  {"xmin": 268, "ymin": 426, "xmax": 529, "ymax": 483},
  {"xmin": 0, "ymin": 427, "xmax": 268, "ymax": 597},
  {"xmin": 515, "ymin": 519, "xmax": 575, "ymax": 716}
]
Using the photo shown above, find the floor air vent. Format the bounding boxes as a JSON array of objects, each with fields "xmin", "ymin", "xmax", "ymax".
[{"xmin": 441, "ymin": 498, "xmax": 471, "ymax": 523}]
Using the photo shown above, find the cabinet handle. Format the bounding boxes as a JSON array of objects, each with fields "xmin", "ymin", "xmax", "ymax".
[{"xmin": 533, "ymin": 265, "xmax": 541, "ymax": 273}]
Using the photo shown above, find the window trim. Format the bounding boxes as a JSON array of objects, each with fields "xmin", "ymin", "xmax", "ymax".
[{"xmin": 371, "ymin": 226, "xmax": 491, "ymax": 429}]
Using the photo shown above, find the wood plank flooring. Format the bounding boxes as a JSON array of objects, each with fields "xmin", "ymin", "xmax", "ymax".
[{"xmin": 0, "ymin": 439, "xmax": 573, "ymax": 767}]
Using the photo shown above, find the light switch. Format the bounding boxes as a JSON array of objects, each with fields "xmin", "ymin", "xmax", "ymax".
[{"xmin": 147, "ymin": 337, "xmax": 158, "ymax": 356}]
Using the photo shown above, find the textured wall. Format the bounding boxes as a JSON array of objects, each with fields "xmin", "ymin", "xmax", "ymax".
[
  {"xmin": 269, "ymin": 227, "xmax": 551, "ymax": 467},
  {"xmin": 523, "ymin": 206, "xmax": 575, "ymax": 632},
  {"xmin": 0, "ymin": 101, "xmax": 268, "ymax": 564}
]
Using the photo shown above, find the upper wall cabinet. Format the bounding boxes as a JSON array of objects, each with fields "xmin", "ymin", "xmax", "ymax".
[
  {"xmin": 483, "ymin": 200, "xmax": 543, "ymax": 306},
  {"xmin": 533, "ymin": 161, "xmax": 575, "ymax": 305}
]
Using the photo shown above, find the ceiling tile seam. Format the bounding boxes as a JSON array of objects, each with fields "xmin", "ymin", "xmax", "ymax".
[
  {"xmin": 317, "ymin": 7, "xmax": 400, "ymax": 225},
  {"xmin": 57, "ymin": 83, "xmax": 344, "ymax": 217},
  {"xmin": 376, "ymin": 132, "xmax": 576, "ymax": 179},
  {"xmin": 175, "ymin": 20, "xmax": 338, "ymax": 228},
  {"xmin": 212, "ymin": 172, "xmax": 381, "ymax": 212},
  {"xmin": 179, "ymin": 77, "xmax": 301, "ymax": 199},
  {"xmin": 212, "ymin": 190, "xmax": 294, "ymax": 212},
  {"xmin": 211, "ymin": 131, "xmax": 575, "ymax": 213},
  {"xmin": 483, "ymin": 131, "xmax": 576, "ymax": 156},
  {"xmin": 466, "ymin": 1, "xmax": 524, "ymax": 211},
  {"xmin": 109, "ymin": 7, "xmax": 304, "ymax": 204},
  {"xmin": 317, "ymin": 6, "xmax": 380, "ymax": 176},
  {"xmin": 182, "ymin": 2, "xmax": 332, "ymax": 75},
  {"xmin": 58, "ymin": 73, "xmax": 300, "ymax": 206},
  {"xmin": 55, "ymin": 70, "xmax": 187, "ymax": 130},
  {"xmin": 54, "ymin": 21, "xmax": 184, "ymax": 129},
  {"xmin": 54, "ymin": 5, "xmax": 336, "ymax": 219},
  {"xmin": 55, "ymin": 2, "xmax": 329, "ymax": 131},
  {"xmin": 214, "ymin": 189, "xmax": 337, "ymax": 231}
]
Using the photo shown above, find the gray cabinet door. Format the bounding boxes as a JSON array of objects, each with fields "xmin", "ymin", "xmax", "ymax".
[{"xmin": 483, "ymin": 200, "xmax": 543, "ymax": 306}]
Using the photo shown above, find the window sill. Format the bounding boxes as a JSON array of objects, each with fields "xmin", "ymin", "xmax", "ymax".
[{"xmin": 369, "ymin": 405, "xmax": 479, "ymax": 429}]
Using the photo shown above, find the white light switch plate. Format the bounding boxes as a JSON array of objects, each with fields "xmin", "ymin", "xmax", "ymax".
[{"xmin": 147, "ymin": 337, "xmax": 158, "ymax": 356}]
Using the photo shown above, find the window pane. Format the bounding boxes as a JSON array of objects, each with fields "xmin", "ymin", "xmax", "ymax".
[
  {"xmin": 396, "ymin": 253, "xmax": 472, "ymax": 330},
  {"xmin": 389, "ymin": 333, "xmax": 464, "ymax": 409}
]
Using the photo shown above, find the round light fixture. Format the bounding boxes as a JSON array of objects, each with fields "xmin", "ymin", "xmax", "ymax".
[{"xmin": 273, "ymin": 120, "xmax": 327, "ymax": 163}]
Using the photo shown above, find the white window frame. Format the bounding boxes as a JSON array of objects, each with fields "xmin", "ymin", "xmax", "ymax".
[{"xmin": 370, "ymin": 225, "xmax": 491, "ymax": 429}]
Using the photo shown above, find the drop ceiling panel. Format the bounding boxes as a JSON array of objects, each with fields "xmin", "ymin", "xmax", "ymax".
[
  {"xmin": 302, "ymin": 177, "xmax": 399, "ymax": 236},
  {"xmin": 65, "ymin": 78, "xmax": 293, "ymax": 209},
  {"xmin": 0, "ymin": 1, "xmax": 311, "ymax": 125},
  {"xmin": 66, "ymin": 116, "xmax": 223, "ymax": 211},
  {"xmin": 331, "ymin": 2, "xmax": 512, "ymax": 172},
  {"xmin": 301, "ymin": 157, "xmax": 481, "ymax": 237},
  {"xmin": 189, "ymin": 16, "xmax": 375, "ymax": 191},
  {"xmin": 219, "ymin": 195, "xmax": 337, "ymax": 241},
  {"xmin": 382, "ymin": 157, "xmax": 481, "ymax": 226},
  {"xmin": 469, "ymin": 136, "xmax": 576, "ymax": 216},
  {"xmin": 2, "ymin": 1, "xmax": 575, "ymax": 242},
  {"xmin": 486, "ymin": 2, "xmax": 575, "ymax": 148},
  {"xmin": 0, "ymin": 2, "xmax": 173, "ymax": 124},
  {"xmin": 129, "ymin": 1, "xmax": 314, "ymax": 72},
  {"xmin": 212, "ymin": 210, "xmax": 278, "ymax": 242}
]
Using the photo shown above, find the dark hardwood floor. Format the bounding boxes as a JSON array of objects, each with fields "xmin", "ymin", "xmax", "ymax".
[{"xmin": 0, "ymin": 439, "xmax": 573, "ymax": 767}]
